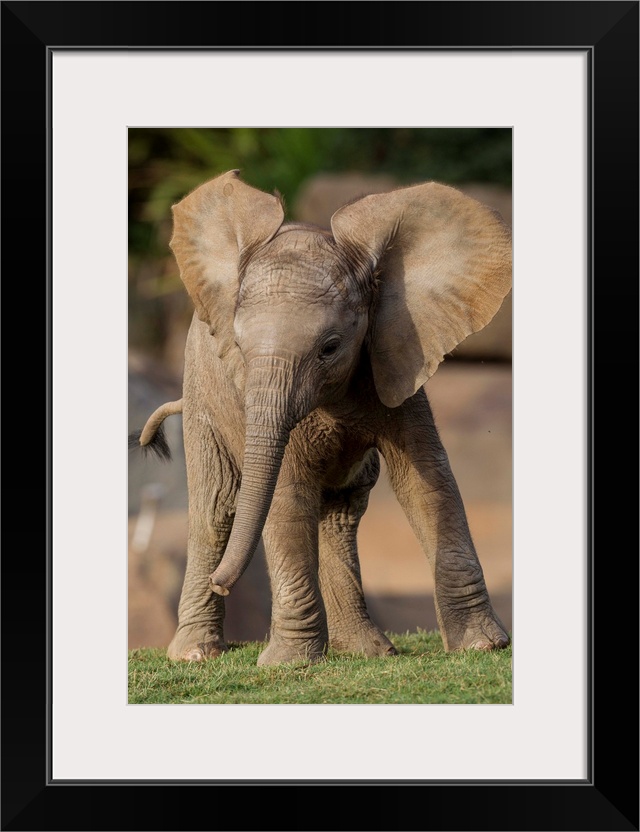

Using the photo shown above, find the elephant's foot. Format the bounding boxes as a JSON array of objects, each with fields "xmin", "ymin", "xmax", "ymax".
[
  {"xmin": 439, "ymin": 603, "xmax": 510, "ymax": 652},
  {"xmin": 167, "ymin": 624, "xmax": 228, "ymax": 662},
  {"xmin": 329, "ymin": 622, "xmax": 398, "ymax": 657},
  {"xmin": 257, "ymin": 635, "xmax": 327, "ymax": 666}
]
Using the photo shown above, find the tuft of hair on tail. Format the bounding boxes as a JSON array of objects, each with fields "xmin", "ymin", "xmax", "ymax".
[{"xmin": 128, "ymin": 425, "xmax": 172, "ymax": 462}]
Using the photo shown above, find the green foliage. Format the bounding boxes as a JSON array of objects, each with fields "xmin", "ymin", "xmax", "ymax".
[
  {"xmin": 128, "ymin": 630, "xmax": 512, "ymax": 704},
  {"xmin": 129, "ymin": 127, "xmax": 511, "ymax": 241}
]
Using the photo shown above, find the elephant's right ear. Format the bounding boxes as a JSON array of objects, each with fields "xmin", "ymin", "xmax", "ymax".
[{"xmin": 169, "ymin": 170, "xmax": 284, "ymax": 382}]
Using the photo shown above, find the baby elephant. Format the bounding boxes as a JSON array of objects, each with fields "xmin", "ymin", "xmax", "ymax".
[{"xmin": 131, "ymin": 169, "xmax": 512, "ymax": 666}]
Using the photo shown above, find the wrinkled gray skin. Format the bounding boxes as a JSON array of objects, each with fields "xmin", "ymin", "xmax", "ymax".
[{"xmin": 137, "ymin": 170, "xmax": 512, "ymax": 666}]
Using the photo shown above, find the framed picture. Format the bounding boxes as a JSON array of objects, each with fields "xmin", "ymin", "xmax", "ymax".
[
  {"xmin": 4, "ymin": 2, "xmax": 637, "ymax": 830},
  {"xmin": 126, "ymin": 126, "xmax": 515, "ymax": 684}
]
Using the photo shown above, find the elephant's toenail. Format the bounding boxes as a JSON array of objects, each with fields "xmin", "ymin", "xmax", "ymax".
[{"xmin": 186, "ymin": 650, "xmax": 203, "ymax": 661}]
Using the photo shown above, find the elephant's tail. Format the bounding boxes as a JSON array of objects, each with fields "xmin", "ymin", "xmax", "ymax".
[{"xmin": 128, "ymin": 399, "xmax": 183, "ymax": 462}]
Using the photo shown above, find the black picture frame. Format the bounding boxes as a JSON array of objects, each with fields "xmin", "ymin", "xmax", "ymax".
[{"xmin": 2, "ymin": 2, "xmax": 637, "ymax": 830}]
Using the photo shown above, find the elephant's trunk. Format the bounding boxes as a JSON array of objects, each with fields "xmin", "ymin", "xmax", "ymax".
[{"xmin": 208, "ymin": 360, "xmax": 297, "ymax": 596}]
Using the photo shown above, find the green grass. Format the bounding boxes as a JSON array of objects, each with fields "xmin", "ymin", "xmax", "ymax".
[{"xmin": 128, "ymin": 630, "xmax": 512, "ymax": 704}]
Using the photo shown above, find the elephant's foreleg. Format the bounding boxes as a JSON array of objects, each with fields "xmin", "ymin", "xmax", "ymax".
[
  {"xmin": 318, "ymin": 450, "xmax": 397, "ymax": 657},
  {"xmin": 378, "ymin": 389, "xmax": 510, "ymax": 652},
  {"xmin": 167, "ymin": 419, "xmax": 238, "ymax": 661},
  {"xmin": 258, "ymin": 480, "xmax": 328, "ymax": 666}
]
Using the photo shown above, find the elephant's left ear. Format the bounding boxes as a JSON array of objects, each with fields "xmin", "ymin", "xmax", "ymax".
[{"xmin": 331, "ymin": 182, "xmax": 512, "ymax": 408}]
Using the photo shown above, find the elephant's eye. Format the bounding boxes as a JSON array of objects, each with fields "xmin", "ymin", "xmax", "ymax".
[{"xmin": 319, "ymin": 339, "xmax": 340, "ymax": 359}]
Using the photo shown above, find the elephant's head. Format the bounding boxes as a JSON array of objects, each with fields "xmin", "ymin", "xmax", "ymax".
[{"xmin": 169, "ymin": 170, "xmax": 512, "ymax": 595}]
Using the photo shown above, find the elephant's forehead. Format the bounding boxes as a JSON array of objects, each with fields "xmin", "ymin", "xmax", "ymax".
[{"xmin": 240, "ymin": 230, "xmax": 349, "ymax": 306}]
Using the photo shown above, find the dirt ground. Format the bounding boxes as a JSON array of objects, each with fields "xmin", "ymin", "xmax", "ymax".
[{"xmin": 128, "ymin": 360, "xmax": 512, "ymax": 649}]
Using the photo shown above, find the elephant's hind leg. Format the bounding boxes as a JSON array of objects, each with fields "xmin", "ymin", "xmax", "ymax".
[
  {"xmin": 319, "ymin": 450, "xmax": 397, "ymax": 658},
  {"xmin": 167, "ymin": 416, "xmax": 238, "ymax": 662}
]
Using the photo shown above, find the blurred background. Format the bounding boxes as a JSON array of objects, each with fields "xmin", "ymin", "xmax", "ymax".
[{"xmin": 128, "ymin": 128, "xmax": 512, "ymax": 649}]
